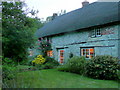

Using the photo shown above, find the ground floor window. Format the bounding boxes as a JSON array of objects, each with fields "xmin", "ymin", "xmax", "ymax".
[
  {"xmin": 81, "ymin": 48, "xmax": 94, "ymax": 59},
  {"xmin": 47, "ymin": 50, "xmax": 53, "ymax": 57},
  {"xmin": 58, "ymin": 49, "xmax": 64, "ymax": 64}
]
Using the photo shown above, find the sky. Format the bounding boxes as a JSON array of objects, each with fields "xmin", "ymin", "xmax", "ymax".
[{"xmin": 24, "ymin": 0, "xmax": 97, "ymax": 20}]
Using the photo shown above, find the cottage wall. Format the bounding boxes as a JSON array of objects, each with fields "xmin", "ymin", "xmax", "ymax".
[
  {"xmin": 51, "ymin": 24, "xmax": 120, "ymax": 62},
  {"xmin": 118, "ymin": 25, "xmax": 120, "ymax": 59}
]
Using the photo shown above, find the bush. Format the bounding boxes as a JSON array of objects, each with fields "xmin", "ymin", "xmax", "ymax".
[
  {"xmin": 66, "ymin": 56, "xmax": 86, "ymax": 74},
  {"xmin": 32, "ymin": 55, "xmax": 46, "ymax": 65},
  {"xmin": 58, "ymin": 56, "xmax": 86, "ymax": 75},
  {"xmin": 2, "ymin": 65, "xmax": 18, "ymax": 81},
  {"xmin": 85, "ymin": 55, "xmax": 119, "ymax": 80},
  {"xmin": 45, "ymin": 56, "xmax": 59, "ymax": 65},
  {"xmin": 2, "ymin": 57, "xmax": 16, "ymax": 66},
  {"xmin": 57, "ymin": 65, "xmax": 70, "ymax": 72},
  {"xmin": 41, "ymin": 56, "xmax": 59, "ymax": 69},
  {"xmin": 32, "ymin": 56, "xmax": 59, "ymax": 70},
  {"xmin": 40, "ymin": 63, "xmax": 55, "ymax": 69},
  {"xmin": 27, "ymin": 55, "xmax": 37, "ymax": 66}
]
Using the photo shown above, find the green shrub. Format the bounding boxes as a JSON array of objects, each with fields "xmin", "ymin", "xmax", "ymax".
[
  {"xmin": 27, "ymin": 55, "xmax": 37, "ymax": 66},
  {"xmin": 45, "ymin": 56, "xmax": 59, "ymax": 65},
  {"xmin": 32, "ymin": 56, "xmax": 59, "ymax": 70},
  {"xmin": 57, "ymin": 56, "xmax": 86, "ymax": 74},
  {"xmin": 40, "ymin": 57, "xmax": 59, "ymax": 69},
  {"xmin": 117, "ymin": 70, "xmax": 120, "ymax": 79},
  {"xmin": 2, "ymin": 58, "xmax": 17, "ymax": 82},
  {"xmin": 2, "ymin": 57, "xmax": 16, "ymax": 66},
  {"xmin": 41, "ymin": 62, "xmax": 55, "ymax": 69},
  {"xmin": 2, "ymin": 65, "xmax": 18, "ymax": 81},
  {"xmin": 57, "ymin": 65, "xmax": 70, "ymax": 72},
  {"xmin": 66, "ymin": 56, "xmax": 86, "ymax": 74},
  {"xmin": 85, "ymin": 55, "xmax": 119, "ymax": 80}
]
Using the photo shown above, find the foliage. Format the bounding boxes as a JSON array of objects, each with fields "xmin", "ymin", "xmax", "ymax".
[
  {"xmin": 32, "ymin": 55, "xmax": 46, "ymax": 65},
  {"xmin": 45, "ymin": 56, "xmax": 59, "ymax": 65},
  {"xmin": 32, "ymin": 56, "xmax": 59, "ymax": 70},
  {"xmin": 85, "ymin": 55, "xmax": 119, "ymax": 80},
  {"xmin": 69, "ymin": 52, "xmax": 74, "ymax": 58},
  {"xmin": 117, "ymin": 70, "xmax": 120, "ymax": 79},
  {"xmin": 58, "ymin": 56, "xmax": 86, "ymax": 75},
  {"xmin": 2, "ymin": 65, "xmax": 18, "ymax": 81},
  {"xmin": 2, "ymin": 57, "xmax": 17, "ymax": 84},
  {"xmin": 57, "ymin": 65, "xmax": 70, "ymax": 72},
  {"xmin": 2, "ymin": 2, "xmax": 43, "ymax": 62},
  {"xmin": 2, "ymin": 59, "xmax": 18, "ymax": 86},
  {"xmin": 67, "ymin": 56, "xmax": 86, "ymax": 74},
  {"xmin": 40, "ymin": 56, "xmax": 59, "ymax": 69},
  {"xmin": 40, "ymin": 63, "xmax": 55, "ymax": 69},
  {"xmin": 38, "ymin": 39, "xmax": 51, "ymax": 57},
  {"xmin": 2, "ymin": 57, "xmax": 16, "ymax": 66}
]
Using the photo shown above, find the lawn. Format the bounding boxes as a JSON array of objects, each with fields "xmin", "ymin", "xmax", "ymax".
[{"xmin": 7, "ymin": 69, "xmax": 119, "ymax": 88}]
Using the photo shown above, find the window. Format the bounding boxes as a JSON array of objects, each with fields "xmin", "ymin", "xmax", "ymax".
[
  {"xmin": 47, "ymin": 50, "xmax": 53, "ymax": 57},
  {"xmin": 58, "ymin": 49, "xmax": 64, "ymax": 64},
  {"xmin": 91, "ymin": 28, "xmax": 102, "ymax": 37},
  {"xmin": 96, "ymin": 29, "xmax": 101, "ymax": 36},
  {"xmin": 81, "ymin": 48, "xmax": 94, "ymax": 59}
]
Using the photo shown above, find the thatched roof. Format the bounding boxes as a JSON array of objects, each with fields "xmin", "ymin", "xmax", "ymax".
[{"xmin": 36, "ymin": 2, "xmax": 119, "ymax": 38}]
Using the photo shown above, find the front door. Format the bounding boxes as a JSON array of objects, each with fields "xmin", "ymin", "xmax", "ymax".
[{"xmin": 58, "ymin": 49, "xmax": 64, "ymax": 64}]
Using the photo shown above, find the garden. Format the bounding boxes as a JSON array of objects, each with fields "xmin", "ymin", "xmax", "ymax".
[
  {"xmin": 2, "ymin": 54, "xmax": 120, "ymax": 88},
  {"xmin": 1, "ymin": 1, "xmax": 120, "ymax": 89}
]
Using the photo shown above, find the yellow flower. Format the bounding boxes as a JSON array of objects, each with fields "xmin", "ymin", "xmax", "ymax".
[{"xmin": 32, "ymin": 55, "xmax": 46, "ymax": 65}]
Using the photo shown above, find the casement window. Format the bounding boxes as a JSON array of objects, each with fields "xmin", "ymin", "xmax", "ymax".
[
  {"xmin": 91, "ymin": 28, "xmax": 102, "ymax": 37},
  {"xmin": 47, "ymin": 50, "xmax": 53, "ymax": 57},
  {"xmin": 81, "ymin": 48, "xmax": 94, "ymax": 59},
  {"xmin": 58, "ymin": 49, "xmax": 64, "ymax": 64}
]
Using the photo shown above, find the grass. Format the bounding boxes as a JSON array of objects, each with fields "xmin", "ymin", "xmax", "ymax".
[
  {"xmin": 0, "ymin": 65, "xmax": 2, "ymax": 88},
  {"xmin": 7, "ymin": 69, "xmax": 119, "ymax": 88}
]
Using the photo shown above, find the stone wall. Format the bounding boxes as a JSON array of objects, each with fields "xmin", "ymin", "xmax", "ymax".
[{"xmin": 51, "ymin": 24, "xmax": 120, "ymax": 62}]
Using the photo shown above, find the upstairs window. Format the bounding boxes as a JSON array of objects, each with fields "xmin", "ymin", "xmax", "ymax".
[
  {"xmin": 91, "ymin": 28, "xmax": 102, "ymax": 37},
  {"xmin": 81, "ymin": 48, "xmax": 94, "ymax": 59}
]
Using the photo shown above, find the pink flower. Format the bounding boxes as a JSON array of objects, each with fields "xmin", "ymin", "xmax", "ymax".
[{"xmin": 41, "ymin": 37, "xmax": 43, "ymax": 40}]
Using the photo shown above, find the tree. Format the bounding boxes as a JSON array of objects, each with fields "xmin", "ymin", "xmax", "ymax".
[{"xmin": 2, "ymin": 2, "xmax": 43, "ymax": 63}]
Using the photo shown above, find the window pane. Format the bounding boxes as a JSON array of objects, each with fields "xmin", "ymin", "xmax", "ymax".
[
  {"xmin": 91, "ymin": 30, "xmax": 96, "ymax": 37},
  {"xmin": 86, "ymin": 55, "xmax": 89, "ymax": 58},
  {"xmin": 81, "ymin": 48, "xmax": 94, "ymax": 59},
  {"xmin": 86, "ymin": 49, "xmax": 89, "ymax": 55},
  {"xmin": 59, "ymin": 50, "xmax": 64, "ymax": 63},
  {"xmin": 90, "ymin": 48, "xmax": 94, "ymax": 54},
  {"xmin": 90, "ymin": 48, "xmax": 94, "ymax": 58},
  {"xmin": 96, "ymin": 29, "xmax": 101, "ymax": 36}
]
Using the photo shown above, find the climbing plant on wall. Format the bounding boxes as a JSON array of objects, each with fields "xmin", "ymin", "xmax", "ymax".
[{"xmin": 38, "ymin": 38, "xmax": 51, "ymax": 57}]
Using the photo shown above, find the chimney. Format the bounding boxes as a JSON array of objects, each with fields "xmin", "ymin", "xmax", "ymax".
[
  {"xmin": 82, "ymin": 0, "xmax": 89, "ymax": 7},
  {"xmin": 52, "ymin": 13, "xmax": 58, "ymax": 20}
]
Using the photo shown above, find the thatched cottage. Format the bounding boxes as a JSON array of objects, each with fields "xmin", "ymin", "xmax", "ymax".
[{"xmin": 36, "ymin": 2, "xmax": 120, "ymax": 64}]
